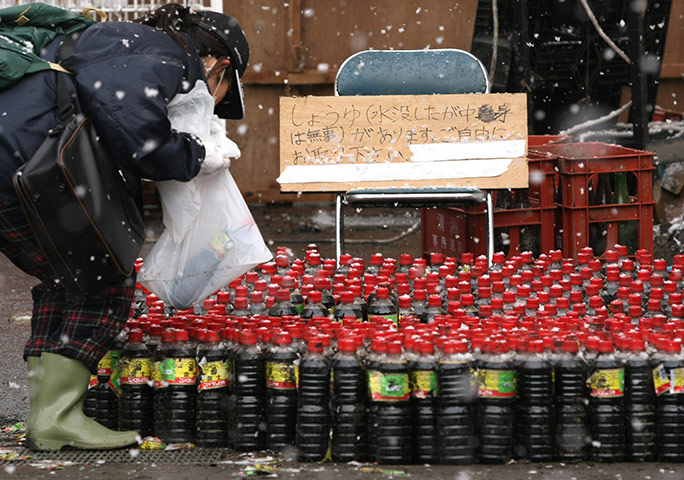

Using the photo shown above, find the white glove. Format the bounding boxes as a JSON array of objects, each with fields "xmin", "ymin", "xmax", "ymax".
[{"xmin": 199, "ymin": 114, "xmax": 241, "ymax": 175}]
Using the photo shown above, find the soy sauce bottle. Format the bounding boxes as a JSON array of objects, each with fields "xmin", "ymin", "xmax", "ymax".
[
  {"xmin": 296, "ymin": 338, "xmax": 332, "ymax": 461},
  {"xmin": 152, "ymin": 329, "xmax": 174, "ymax": 440},
  {"xmin": 411, "ymin": 341, "xmax": 439, "ymax": 464},
  {"xmin": 196, "ymin": 330, "xmax": 229, "ymax": 447},
  {"xmin": 229, "ymin": 329, "xmax": 266, "ymax": 451},
  {"xmin": 438, "ymin": 339, "xmax": 477, "ymax": 465},
  {"xmin": 477, "ymin": 339, "xmax": 516, "ymax": 464},
  {"xmin": 301, "ymin": 291, "xmax": 331, "ymax": 321},
  {"xmin": 371, "ymin": 341, "xmax": 411, "ymax": 464},
  {"xmin": 333, "ymin": 291, "xmax": 363, "ymax": 322},
  {"xmin": 269, "ymin": 289, "xmax": 299, "ymax": 317},
  {"xmin": 365, "ymin": 337, "xmax": 387, "ymax": 462},
  {"xmin": 265, "ymin": 331, "xmax": 298, "ymax": 452},
  {"xmin": 118, "ymin": 329, "xmax": 154, "ymax": 436},
  {"xmin": 624, "ymin": 337, "xmax": 656, "ymax": 462},
  {"xmin": 587, "ymin": 339, "xmax": 625, "ymax": 462},
  {"xmin": 163, "ymin": 329, "xmax": 198, "ymax": 444},
  {"xmin": 515, "ymin": 339, "xmax": 554, "ymax": 462},
  {"xmin": 654, "ymin": 340, "xmax": 684, "ymax": 462},
  {"xmin": 554, "ymin": 336, "xmax": 589, "ymax": 462},
  {"xmin": 83, "ymin": 374, "xmax": 98, "ymax": 420},
  {"xmin": 98, "ymin": 335, "xmax": 124, "ymax": 430},
  {"xmin": 331, "ymin": 337, "xmax": 367, "ymax": 462},
  {"xmin": 367, "ymin": 287, "xmax": 399, "ymax": 327}
]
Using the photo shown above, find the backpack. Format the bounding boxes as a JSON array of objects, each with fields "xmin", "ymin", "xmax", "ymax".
[{"xmin": 0, "ymin": 2, "xmax": 95, "ymax": 90}]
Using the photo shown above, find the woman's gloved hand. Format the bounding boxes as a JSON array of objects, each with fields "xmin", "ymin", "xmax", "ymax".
[{"xmin": 199, "ymin": 114, "xmax": 240, "ymax": 175}]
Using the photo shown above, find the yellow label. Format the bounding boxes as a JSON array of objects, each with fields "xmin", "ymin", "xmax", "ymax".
[
  {"xmin": 588, "ymin": 368, "xmax": 624, "ymax": 397},
  {"xmin": 211, "ymin": 230, "xmax": 234, "ymax": 257},
  {"xmin": 672, "ymin": 367, "xmax": 684, "ymax": 394},
  {"xmin": 477, "ymin": 369, "xmax": 516, "ymax": 397},
  {"xmin": 88, "ymin": 374, "xmax": 98, "ymax": 389},
  {"xmin": 120, "ymin": 357, "xmax": 152, "ymax": 384},
  {"xmin": 163, "ymin": 358, "xmax": 198, "ymax": 385},
  {"xmin": 410, "ymin": 370, "xmax": 438, "ymax": 398},
  {"xmin": 653, "ymin": 363, "xmax": 670, "ymax": 396},
  {"xmin": 97, "ymin": 351, "xmax": 113, "ymax": 375},
  {"xmin": 199, "ymin": 360, "xmax": 229, "ymax": 391},
  {"xmin": 152, "ymin": 360, "xmax": 164, "ymax": 388},
  {"xmin": 266, "ymin": 362, "xmax": 296, "ymax": 389}
]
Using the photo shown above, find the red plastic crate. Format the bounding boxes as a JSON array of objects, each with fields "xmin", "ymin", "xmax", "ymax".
[
  {"xmin": 421, "ymin": 205, "xmax": 555, "ymax": 260},
  {"xmin": 528, "ymin": 134, "xmax": 572, "ymax": 147},
  {"xmin": 421, "ymin": 207, "xmax": 469, "ymax": 258},
  {"xmin": 421, "ymin": 141, "xmax": 559, "ymax": 260},
  {"xmin": 653, "ymin": 105, "xmax": 684, "ymax": 122},
  {"xmin": 557, "ymin": 201, "xmax": 655, "ymax": 259},
  {"xmin": 527, "ymin": 151, "xmax": 558, "ymax": 208},
  {"xmin": 530, "ymin": 142, "xmax": 655, "ymax": 209}
]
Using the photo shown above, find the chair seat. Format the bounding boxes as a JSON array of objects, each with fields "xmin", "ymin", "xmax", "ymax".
[{"xmin": 345, "ymin": 188, "xmax": 486, "ymax": 207}]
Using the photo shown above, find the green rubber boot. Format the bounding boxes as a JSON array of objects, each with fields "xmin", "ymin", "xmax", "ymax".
[
  {"xmin": 26, "ymin": 356, "xmax": 41, "ymax": 430},
  {"xmin": 26, "ymin": 353, "xmax": 139, "ymax": 451}
]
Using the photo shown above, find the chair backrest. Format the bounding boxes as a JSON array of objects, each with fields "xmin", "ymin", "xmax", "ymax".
[{"xmin": 335, "ymin": 49, "xmax": 489, "ymax": 96}]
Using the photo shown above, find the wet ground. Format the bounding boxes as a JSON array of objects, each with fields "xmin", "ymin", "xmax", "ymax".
[
  {"xmin": 2, "ymin": 452, "xmax": 683, "ymax": 480},
  {"xmin": 1, "ymin": 202, "xmax": 683, "ymax": 478}
]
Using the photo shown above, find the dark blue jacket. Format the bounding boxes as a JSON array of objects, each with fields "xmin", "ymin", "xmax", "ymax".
[{"xmin": 0, "ymin": 21, "xmax": 206, "ymax": 205}]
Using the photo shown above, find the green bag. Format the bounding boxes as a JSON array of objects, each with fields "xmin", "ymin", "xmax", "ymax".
[{"xmin": 0, "ymin": 2, "xmax": 95, "ymax": 90}]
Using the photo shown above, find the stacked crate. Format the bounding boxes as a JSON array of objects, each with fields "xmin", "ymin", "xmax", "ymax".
[
  {"xmin": 421, "ymin": 137, "xmax": 656, "ymax": 260},
  {"xmin": 530, "ymin": 142, "xmax": 655, "ymax": 259},
  {"xmin": 421, "ymin": 135, "xmax": 561, "ymax": 260}
]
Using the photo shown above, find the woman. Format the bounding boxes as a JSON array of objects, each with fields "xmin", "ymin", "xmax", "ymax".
[{"xmin": 0, "ymin": 3, "xmax": 249, "ymax": 450}]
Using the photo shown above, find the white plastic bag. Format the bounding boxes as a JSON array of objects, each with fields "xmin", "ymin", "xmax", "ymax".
[
  {"xmin": 140, "ymin": 169, "xmax": 272, "ymax": 309},
  {"xmin": 139, "ymin": 81, "xmax": 272, "ymax": 309}
]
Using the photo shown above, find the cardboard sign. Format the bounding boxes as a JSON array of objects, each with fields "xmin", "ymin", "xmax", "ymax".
[{"xmin": 278, "ymin": 93, "xmax": 528, "ymax": 192}]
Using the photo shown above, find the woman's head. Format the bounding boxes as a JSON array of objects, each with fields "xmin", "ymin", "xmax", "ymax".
[{"xmin": 134, "ymin": 3, "xmax": 250, "ymax": 119}]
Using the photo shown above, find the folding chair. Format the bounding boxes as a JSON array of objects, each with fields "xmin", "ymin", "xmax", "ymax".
[{"xmin": 333, "ymin": 49, "xmax": 495, "ymax": 264}]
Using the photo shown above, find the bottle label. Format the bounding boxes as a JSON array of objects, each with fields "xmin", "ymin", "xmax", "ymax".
[
  {"xmin": 587, "ymin": 368, "xmax": 625, "ymax": 397},
  {"xmin": 88, "ymin": 374, "xmax": 98, "ymax": 389},
  {"xmin": 653, "ymin": 363, "xmax": 671, "ymax": 396},
  {"xmin": 120, "ymin": 357, "xmax": 152, "ymax": 384},
  {"xmin": 410, "ymin": 370, "xmax": 438, "ymax": 398},
  {"xmin": 152, "ymin": 360, "xmax": 164, "ymax": 389},
  {"xmin": 198, "ymin": 360, "xmax": 229, "ymax": 391},
  {"xmin": 671, "ymin": 367, "xmax": 684, "ymax": 394},
  {"xmin": 163, "ymin": 358, "xmax": 198, "ymax": 385},
  {"xmin": 108, "ymin": 361, "xmax": 122, "ymax": 397},
  {"xmin": 97, "ymin": 351, "xmax": 113, "ymax": 376},
  {"xmin": 477, "ymin": 369, "xmax": 516, "ymax": 398},
  {"xmin": 211, "ymin": 230, "xmax": 235, "ymax": 258},
  {"xmin": 266, "ymin": 362, "xmax": 297, "ymax": 389},
  {"xmin": 369, "ymin": 371, "xmax": 410, "ymax": 401}
]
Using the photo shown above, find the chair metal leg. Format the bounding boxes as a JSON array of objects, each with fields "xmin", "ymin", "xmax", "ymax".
[
  {"xmin": 486, "ymin": 191, "xmax": 494, "ymax": 267},
  {"xmin": 335, "ymin": 194, "xmax": 345, "ymax": 264}
]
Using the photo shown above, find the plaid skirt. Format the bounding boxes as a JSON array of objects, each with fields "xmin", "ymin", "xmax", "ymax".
[{"xmin": 0, "ymin": 202, "xmax": 134, "ymax": 373}]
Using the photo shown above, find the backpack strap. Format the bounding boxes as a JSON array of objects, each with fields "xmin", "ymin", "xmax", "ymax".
[{"xmin": 53, "ymin": 34, "xmax": 81, "ymax": 124}]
